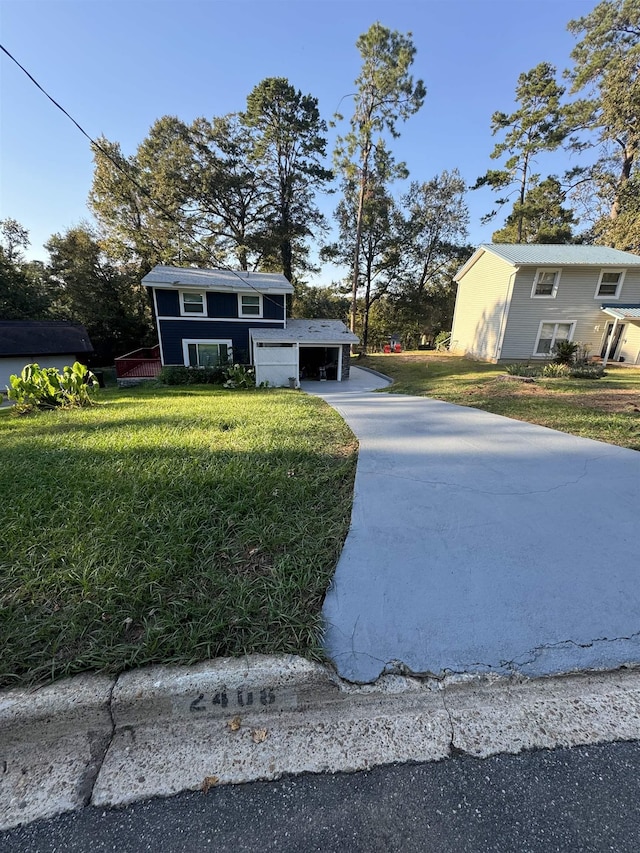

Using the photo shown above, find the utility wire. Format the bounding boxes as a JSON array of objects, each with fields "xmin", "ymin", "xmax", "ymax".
[{"xmin": 0, "ymin": 42, "xmax": 291, "ymax": 309}]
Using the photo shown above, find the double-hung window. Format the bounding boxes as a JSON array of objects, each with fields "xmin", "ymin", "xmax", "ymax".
[
  {"xmin": 180, "ymin": 291, "xmax": 206, "ymax": 316},
  {"xmin": 531, "ymin": 269, "xmax": 560, "ymax": 298},
  {"xmin": 595, "ymin": 270, "xmax": 624, "ymax": 299},
  {"xmin": 239, "ymin": 293, "xmax": 262, "ymax": 317},
  {"xmin": 533, "ymin": 322, "xmax": 573, "ymax": 356}
]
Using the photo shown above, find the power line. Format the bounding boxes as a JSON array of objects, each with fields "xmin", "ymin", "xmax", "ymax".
[{"xmin": 0, "ymin": 42, "xmax": 291, "ymax": 309}]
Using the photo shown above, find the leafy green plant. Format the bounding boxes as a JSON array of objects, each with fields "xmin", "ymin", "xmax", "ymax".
[
  {"xmin": 157, "ymin": 365, "xmax": 227, "ymax": 385},
  {"xmin": 569, "ymin": 364, "xmax": 605, "ymax": 379},
  {"xmin": 505, "ymin": 363, "xmax": 541, "ymax": 377},
  {"xmin": 553, "ymin": 339, "xmax": 579, "ymax": 365},
  {"xmin": 223, "ymin": 364, "xmax": 256, "ymax": 389},
  {"xmin": 542, "ymin": 362, "xmax": 570, "ymax": 378},
  {"xmin": 435, "ymin": 330, "xmax": 451, "ymax": 351},
  {"xmin": 7, "ymin": 362, "xmax": 98, "ymax": 413}
]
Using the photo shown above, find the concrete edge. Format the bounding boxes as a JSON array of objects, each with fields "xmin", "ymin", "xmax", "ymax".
[
  {"xmin": 3, "ymin": 658, "xmax": 640, "ymax": 830},
  {"xmin": 351, "ymin": 364, "xmax": 393, "ymax": 384}
]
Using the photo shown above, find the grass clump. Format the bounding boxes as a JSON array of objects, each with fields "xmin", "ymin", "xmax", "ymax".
[
  {"xmin": 0, "ymin": 384, "xmax": 357, "ymax": 687},
  {"xmin": 505, "ymin": 363, "xmax": 541, "ymax": 377}
]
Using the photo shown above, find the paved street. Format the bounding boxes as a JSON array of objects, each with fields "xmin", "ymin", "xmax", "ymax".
[{"xmin": 3, "ymin": 740, "xmax": 640, "ymax": 852}]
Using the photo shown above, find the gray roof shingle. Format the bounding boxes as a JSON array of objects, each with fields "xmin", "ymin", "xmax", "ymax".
[
  {"xmin": 250, "ymin": 319, "xmax": 359, "ymax": 344},
  {"xmin": 142, "ymin": 265, "xmax": 294, "ymax": 293}
]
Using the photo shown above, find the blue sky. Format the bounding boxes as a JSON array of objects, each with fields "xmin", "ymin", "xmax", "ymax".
[{"xmin": 1, "ymin": 0, "xmax": 595, "ymax": 282}]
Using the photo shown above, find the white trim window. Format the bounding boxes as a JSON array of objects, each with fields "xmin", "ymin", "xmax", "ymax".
[
  {"xmin": 238, "ymin": 293, "xmax": 263, "ymax": 318},
  {"xmin": 595, "ymin": 269, "xmax": 625, "ymax": 299},
  {"xmin": 182, "ymin": 339, "xmax": 232, "ymax": 368},
  {"xmin": 180, "ymin": 291, "xmax": 207, "ymax": 316},
  {"xmin": 531, "ymin": 269, "xmax": 561, "ymax": 298},
  {"xmin": 533, "ymin": 321, "xmax": 574, "ymax": 357}
]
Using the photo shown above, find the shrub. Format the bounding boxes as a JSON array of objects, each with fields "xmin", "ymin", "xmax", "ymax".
[
  {"xmin": 505, "ymin": 363, "xmax": 541, "ymax": 377},
  {"xmin": 157, "ymin": 365, "xmax": 227, "ymax": 385},
  {"xmin": 569, "ymin": 364, "xmax": 605, "ymax": 379},
  {"xmin": 542, "ymin": 362, "xmax": 570, "ymax": 378},
  {"xmin": 222, "ymin": 364, "xmax": 256, "ymax": 389},
  {"xmin": 7, "ymin": 362, "xmax": 98, "ymax": 413},
  {"xmin": 435, "ymin": 330, "xmax": 451, "ymax": 351},
  {"xmin": 553, "ymin": 340, "xmax": 579, "ymax": 365}
]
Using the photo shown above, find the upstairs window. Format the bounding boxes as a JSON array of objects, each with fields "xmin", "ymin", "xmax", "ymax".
[
  {"xmin": 180, "ymin": 291, "xmax": 206, "ymax": 316},
  {"xmin": 595, "ymin": 270, "xmax": 624, "ymax": 299},
  {"xmin": 531, "ymin": 269, "xmax": 560, "ymax": 298},
  {"xmin": 239, "ymin": 293, "xmax": 262, "ymax": 317}
]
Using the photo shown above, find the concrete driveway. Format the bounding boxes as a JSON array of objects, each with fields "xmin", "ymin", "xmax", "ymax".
[{"xmin": 303, "ymin": 367, "xmax": 640, "ymax": 683}]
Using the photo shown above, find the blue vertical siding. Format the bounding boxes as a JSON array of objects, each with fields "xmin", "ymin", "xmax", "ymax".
[
  {"xmin": 159, "ymin": 319, "xmax": 285, "ymax": 365},
  {"xmin": 208, "ymin": 292, "xmax": 238, "ymax": 317},
  {"xmin": 264, "ymin": 294, "xmax": 285, "ymax": 320},
  {"xmin": 154, "ymin": 288, "xmax": 284, "ymax": 321},
  {"xmin": 155, "ymin": 289, "xmax": 180, "ymax": 316}
]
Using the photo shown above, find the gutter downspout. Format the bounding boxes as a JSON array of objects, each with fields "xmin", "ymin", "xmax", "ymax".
[{"xmin": 495, "ymin": 268, "xmax": 518, "ymax": 362}]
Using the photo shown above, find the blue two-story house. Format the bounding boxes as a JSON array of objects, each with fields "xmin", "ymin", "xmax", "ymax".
[
  {"xmin": 146, "ymin": 265, "xmax": 293, "ymax": 368},
  {"xmin": 115, "ymin": 265, "xmax": 358, "ymax": 386}
]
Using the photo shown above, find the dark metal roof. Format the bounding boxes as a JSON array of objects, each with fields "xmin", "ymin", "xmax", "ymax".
[{"xmin": 0, "ymin": 321, "xmax": 94, "ymax": 357}]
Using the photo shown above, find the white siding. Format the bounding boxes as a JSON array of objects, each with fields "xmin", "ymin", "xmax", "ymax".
[
  {"xmin": 619, "ymin": 323, "xmax": 640, "ymax": 365},
  {"xmin": 1, "ymin": 355, "xmax": 82, "ymax": 392},
  {"xmin": 501, "ymin": 267, "xmax": 640, "ymax": 361},
  {"xmin": 451, "ymin": 252, "xmax": 514, "ymax": 361}
]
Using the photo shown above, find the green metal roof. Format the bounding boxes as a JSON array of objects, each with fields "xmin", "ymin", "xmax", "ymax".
[
  {"xmin": 482, "ymin": 244, "xmax": 640, "ymax": 267},
  {"xmin": 601, "ymin": 304, "xmax": 640, "ymax": 320}
]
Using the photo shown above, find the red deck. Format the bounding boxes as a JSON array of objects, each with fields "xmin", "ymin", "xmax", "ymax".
[{"xmin": 115, "ymin": 345, "xmax": 162, "ymax": 379}]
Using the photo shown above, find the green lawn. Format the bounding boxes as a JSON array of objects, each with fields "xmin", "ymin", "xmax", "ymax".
[
  {"xmin": 0, "ymin": 385, "xmax": 357, "ymax": 687},
  {"xmin": 361, "ymin": 352, "xmax": 640, "ymax": 451}
]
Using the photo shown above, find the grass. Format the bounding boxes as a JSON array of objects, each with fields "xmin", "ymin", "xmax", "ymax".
[
  {"xmin": 360, "ymin": 351, "xmax": 640, "ymax": 451},
  {"xmin": 0, "ymin": 384, "xmax": 357, "ymax": 687}
]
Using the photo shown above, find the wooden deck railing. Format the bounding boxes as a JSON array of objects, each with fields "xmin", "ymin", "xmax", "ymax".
[{"xmin": 115, "ymin": 345, "xmax": 162, "ymax": 378}]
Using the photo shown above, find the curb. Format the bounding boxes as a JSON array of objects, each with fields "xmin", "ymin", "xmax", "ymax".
[
  {"xmin": 351, "ymin": 364, "xmax": 393, "ymax": 383},
  {"xmin": 3, "ymin": 658, "xmax": 640, "ymax": 831}
]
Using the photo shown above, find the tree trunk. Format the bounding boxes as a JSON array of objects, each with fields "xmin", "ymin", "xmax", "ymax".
[
  {"xmin": 517, "ymin": 153, "xmax": 529, "ymax": 242},
  {"xmin": 350, "ymin": 143, "xmax": 372, "ymax": 340},
  {"xmin": 610, "ymin": 142, "xmax": 636, "ymax": 220}
]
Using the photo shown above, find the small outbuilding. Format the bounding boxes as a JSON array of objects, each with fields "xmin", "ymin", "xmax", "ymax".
[
  {"xmin": 0, "ymin": 321, "xmax": 94, "ymax": 391},
  {"xmin": 250, "ymin": 319, "xmax": 359, "ymax": 387}
]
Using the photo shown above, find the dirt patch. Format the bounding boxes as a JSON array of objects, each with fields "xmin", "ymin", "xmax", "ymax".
[
  {"xmin": 568, "ymin": 391, "xmax": 640, "ymax": 413},
  {"xmin": 463, "ymin": 376, "xmax": 640, "ymax": 412}
]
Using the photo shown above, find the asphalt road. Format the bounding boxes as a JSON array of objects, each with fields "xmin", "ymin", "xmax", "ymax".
[{"xmin": 3, "ymin": 741, "xmax": 640, "ymax": 852}]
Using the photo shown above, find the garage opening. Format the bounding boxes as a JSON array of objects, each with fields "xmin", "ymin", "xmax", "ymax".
[{"xmin": 299, "ymin": 346, "xmax": 340, "ymax": 380}]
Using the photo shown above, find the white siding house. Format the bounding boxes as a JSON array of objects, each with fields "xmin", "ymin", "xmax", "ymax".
[
  {"xmin": 451, "ymin": 245, "xmax": 640, "ymax": 364},
  {"xmin": 0, "ymin": 321, "xmax": 94, "ymax": 391}
]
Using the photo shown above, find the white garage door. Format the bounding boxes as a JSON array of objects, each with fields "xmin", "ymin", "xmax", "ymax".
[{"xmin": 254, "ymin": 343, "xmax": 298, "ymax": 387}]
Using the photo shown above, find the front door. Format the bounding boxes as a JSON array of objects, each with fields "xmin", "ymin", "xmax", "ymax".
[{"xmin": 601, "ymin": 323, "xmax": 625, "ymax": 359}]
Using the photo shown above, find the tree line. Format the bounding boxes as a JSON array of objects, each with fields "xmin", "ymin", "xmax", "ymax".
[{"xmin": 1, "ymin": 1, "xmax": 638, "ymax": 357}]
